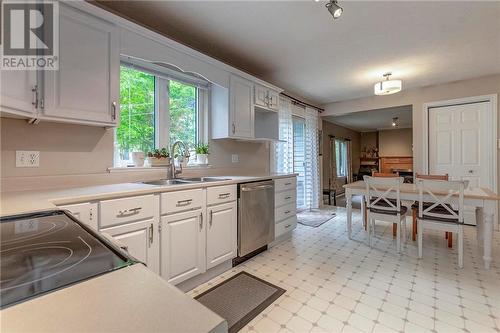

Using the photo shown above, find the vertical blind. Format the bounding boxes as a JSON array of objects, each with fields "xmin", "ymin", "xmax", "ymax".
[
  {"xmin": 304, "ymin": 107, "xmax": 321, "ymax": 209},
  {"xmin": 273, "ymin": 97, "xmax": 293, "ymax": 173}
]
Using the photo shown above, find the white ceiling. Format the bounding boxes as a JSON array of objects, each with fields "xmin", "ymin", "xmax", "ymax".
[
  {"xmin": 97, "ymin": 1, "xmax": 500, "ymax": 104},
  {"xmin": 324, "ymin": 105, "xmax": 412, "ymax": 132}
]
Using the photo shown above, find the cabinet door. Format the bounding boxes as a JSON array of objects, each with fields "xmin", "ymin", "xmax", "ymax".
[
  {"xmin": 207, "ymin": 202, "xmax": 237, "ymax": 269},
  {"xmin": 267, "ymin": 89, "xmax": 280, "ymax": 111},
  {"xmin": 100, "ymin": 218, "xmax": 160, "ymax": 274},
  {"xmin": 60, "ymin": 202, "xmax": 98, "ymax": 230},
  {"xmin": 254, "ymin": 84, "xmax": 268, "ymax": 109},
  {"xmin": 0, "ymin": 71, "xmax": 37, "ymax": 117},
  {"xmin": 229, "ymin": 75, "xmax": 254, "ymax": 138},
  {"xmin": 43, "ymin": 5, "xmax": 119, "ymax": 125},
  {"xmin": 161, "ymin": 210, "xmax": 206, "ymax": 285}
]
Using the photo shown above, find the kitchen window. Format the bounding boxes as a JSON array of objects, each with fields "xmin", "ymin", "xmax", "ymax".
[
  {"xmin": 115, "ymin": 62, "xmax": 208, "ymax": 165},
  {"xmin": 335, "ymin": 139, "xmax": 348, "ymax": 177}
]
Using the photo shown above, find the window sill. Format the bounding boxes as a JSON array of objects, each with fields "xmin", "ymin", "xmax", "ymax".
[
  {"xmin": 184, "ymin": 164, "xmax": 213, "ymax": 170},
  {"xmin": 108, "ymin": 166, "xmax": 169, "ymax": 173}
]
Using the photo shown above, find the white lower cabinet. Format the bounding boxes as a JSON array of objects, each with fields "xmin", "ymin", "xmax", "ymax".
[
  {"xmin": 160, "ymin": 210, "xmax": 206, "ymax": 285},
  {"xmin": 206, "ymin": 201, "xmax": 237, "ymax": 269},
  {"xmin": 59, "ymin": 202, "xmax": 98, "ymax": 230},
  {"xmin": 100, "ymin": 218, "xmax": 159, "ymax": 274},
  {"xmin": 275, "ymin": 177, "xmax": 298, "ymax": 239},
  {"xmin": 99, "ymin": 194, "xmax": 160, "ymax": 274}
]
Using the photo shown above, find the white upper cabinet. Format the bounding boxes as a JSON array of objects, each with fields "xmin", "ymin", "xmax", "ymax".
[
  {"xmin": 0, "ymin": 70, "xmax": 38, "ymax": 118},
  {"xmin": 42, "ymin": 5, "xmax": 119, "ymax": 126},
  {"xmin": 212, "ymin": 74, "xmax": 255, "ymax": 139},
  {"xmin": 254, "ymin": 84, "xmax": 279, "ymax": 112},
  {"xmin": 229, "ymin": 75, "xmax": 254, "ymax": 138}
]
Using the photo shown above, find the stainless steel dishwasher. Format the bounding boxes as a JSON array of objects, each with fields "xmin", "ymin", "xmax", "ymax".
[{"xmin": 237, "ymin": 180, "xmax": 275, "ymax": 257}]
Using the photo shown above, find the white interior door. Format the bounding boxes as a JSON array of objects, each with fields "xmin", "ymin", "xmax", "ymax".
[{"xmin": 428, "ymin": 101, "xmax": 494, "ymax": 225}]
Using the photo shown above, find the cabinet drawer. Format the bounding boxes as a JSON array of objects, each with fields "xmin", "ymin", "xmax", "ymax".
[
  {"xmin": 275, "ymin": 203, "xmax": 296, "ymax": 223},
  {"xmin": 275, "ymin": 216, "xmax": 297, "ymax": 238},
  {"xmin": 275, "ymin": 177, "xmax": 297, "ymax": 192},
  {"xmin": 161, "ymin": 189, "xmax": 203, "ymax": 215},
  {"xmin": 100, "ymin": 195, "xmax": 156, "ymax": 228},
  {"xmin": 275, "ymin": 190, "xmax": 296, "ymax": 208},
  {"xmin": 207, "ymin": 185, "xmax": 237, "ymax": 206}
]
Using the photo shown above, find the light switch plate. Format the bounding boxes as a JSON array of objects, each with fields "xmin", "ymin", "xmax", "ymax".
[
  {"xmin": 231, "ymin": 154, "xmax": 239, "ymax": 163},
  {"xmin": 16, "ymin": 151, "xmax": 40, "ymax": 167}
]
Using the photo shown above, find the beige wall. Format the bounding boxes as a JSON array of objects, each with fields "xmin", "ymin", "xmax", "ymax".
[
  {"xmin": 360, "ymin": 131, "xmax": 378, "ymax": 153},
  {"xmin": 0, "ymin": 117, "xmax": 270, "ymax": 180},
  {"xmin": 322, "ymin": 120, "xmax": 361, "ymax": 189},
  {"xmin": 378, "ymin": 128, "xmax": 413, "ymax": 157},
  {"xmin": 323, "ymin": 74, "xmax": 500, "ymax": 180}
]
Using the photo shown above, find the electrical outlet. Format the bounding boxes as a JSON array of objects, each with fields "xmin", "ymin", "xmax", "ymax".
[
  {"xmin": 231, "ymin": 154, "xmax": 239, "ymax": 163},
  {"xmin": 16, "ymin": 151, "xmax": 40, "ymax": 167}
]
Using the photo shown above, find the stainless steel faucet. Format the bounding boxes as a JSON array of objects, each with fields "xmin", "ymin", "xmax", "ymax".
[{"xmin": 170, "ymin": 140, "xmax": 189, "ymax": 178}]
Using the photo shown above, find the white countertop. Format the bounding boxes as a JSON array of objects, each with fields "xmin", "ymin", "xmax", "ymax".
[
  {"xmin": 1, "ymin": 264, "xmax": 227, "ymax": 333},
  {"xmin": 0, "ymin": 173, "xmax": 297, "ymax": 217}
]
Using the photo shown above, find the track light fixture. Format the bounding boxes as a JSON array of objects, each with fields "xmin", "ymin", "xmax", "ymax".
[{"xmin": 325, "ymin": 0, "xmax": 343, "ymax": 19}]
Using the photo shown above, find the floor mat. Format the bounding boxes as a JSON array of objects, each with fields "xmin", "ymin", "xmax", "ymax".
[
  {"xmin": 195, "ymin": 271, "xmax": 285, "ymax": 333},
  {"xmin": 297, "ymin": 207, "xmax": 337, "ymax": 227}
]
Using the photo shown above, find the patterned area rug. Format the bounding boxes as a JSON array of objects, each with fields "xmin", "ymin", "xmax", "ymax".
[{"xmin": 297, "ymin": 207, "xmax": 337, "ymax": 227}]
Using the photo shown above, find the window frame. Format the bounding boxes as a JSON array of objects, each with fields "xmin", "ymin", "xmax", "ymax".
[{"xmin": 115, "ymin": 62, "xmax": 208, "ymax": 166}]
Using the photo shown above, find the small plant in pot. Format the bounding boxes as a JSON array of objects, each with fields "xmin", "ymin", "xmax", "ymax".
[
  {"xmin": 146, "ymin": 148, "xmax": 171, "ymax": 167},
  {"xmin": 195, "ymin": 143, "xmax": 209, "ymax": 165}
]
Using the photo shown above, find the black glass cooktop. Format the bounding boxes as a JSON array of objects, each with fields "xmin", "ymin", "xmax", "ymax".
[{"xmin": 0, "ymin": 210, "xmax": 136, "ymax": 309}]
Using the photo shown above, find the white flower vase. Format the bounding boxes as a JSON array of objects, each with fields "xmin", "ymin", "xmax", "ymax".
[
  {"xmin": 131, "ymin": 151, "xmax": 145, "ymax": 167},
  {"xmin": 197, "ymin": 154, "xmax": 208, "ymax": 165}
]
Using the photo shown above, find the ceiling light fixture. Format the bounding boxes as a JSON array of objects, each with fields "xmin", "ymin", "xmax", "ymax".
[
  {"xmin": 325, "ymin": 0, "xmax": 343, "ymax": 19},
  {"xmin": 392, "ymin": 117, "xmax": 399, "ymax": 127},
  {"xmin": 374, "ymin": 72, "xmax": 402, "ymax": 96}
]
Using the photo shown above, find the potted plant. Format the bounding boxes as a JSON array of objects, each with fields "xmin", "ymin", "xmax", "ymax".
[
  {"xmin": 146, "ymin": 148, "xmax": 171, "ymax": 167},
  {"xmin": 195, "ymin": 143, "xmax": 209, "ymax": 165}
]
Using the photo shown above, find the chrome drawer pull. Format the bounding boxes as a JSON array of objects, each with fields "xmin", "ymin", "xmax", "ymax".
[
  {"xmin": 218, "ymin": 193, "xmax": 231, "ymax": 199},
  {"xmin": 117, "ymin": 207, "xmax": 142, "ymax": 217},
  {"xmin": 176, "ymin": 199, "xmax": 193, "ymax": 207},
  {"xmin": 284, "ymin": 196, "xmax": 292, "ymax": 200},
  {"xmin": 284, "ymin": 182, "xmax": 292, "ymax": 186},
  {"xmin": 199, "ymin": 212, "xmax": 203, "ymax": 230},
  {"xmin": 285, "ymin": 224, "xmax": 291, "ymax": 228},
  {"xmin": 284, "ymin": 210, "xmax": 291, "ymax": 214}
]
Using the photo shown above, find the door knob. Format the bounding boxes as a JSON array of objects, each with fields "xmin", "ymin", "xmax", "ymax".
[{"xmin": 468, "ymin": 170, "xmax": 474, "ymax": 174}]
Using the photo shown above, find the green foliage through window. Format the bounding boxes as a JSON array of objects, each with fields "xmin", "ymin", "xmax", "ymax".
[
  {"xmin": 169, "ymin": 80, "xmax": 197, "ymax": 151},
  {"xmin": 116, "ymin": 65, "xmax": 200, "ymax": 163},
  {"xmin": 116, "ymin": 66, "xmax": 155, "ymax": 160}
]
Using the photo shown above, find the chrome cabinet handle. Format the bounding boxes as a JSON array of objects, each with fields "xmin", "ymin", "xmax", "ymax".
[
  {"xmin": 285, "ymin": 182, "xmax": 292, "ymax": 186},
  {"xmin": 285, "ymin": 224, "xmax": 291, "ymax": 228},
  {"xmin": 149, "ymin": 223, "xmax": 153, "ymax": 244},
  {"xmin": 199, "ymin": 212, "xmax": 203, "ymax": 230},
  {"xmin": 117, "ymin": 207, "xmax": 142, "ymax": 217},
  {"xmin": 218, "ymin": 193, "xmax": 231, "ymax": 199},
  {"xmin": 284, "ymin": 210, "xmax": 291, "ymax": 214},
  {"xmin": 284, "ymin": 196, "xmax": 292, "ymax": 200},
  {"xmin": 176, "ymin": 199, "xmax": 193, "ymax": 207},
  {"xmin": 31, "ymin": 85, "xmax": 39, "ymax": 109},
  {"xmin": 232, "ymin": 123, "xmax": 236, "ymax": 134},
  {"xmin": 209, "ymin": 210, "xmax": 213, "ymax": 227},
  {"xmin": 111, "ymin": 101, "xmax": 117, "ymax": 120}
]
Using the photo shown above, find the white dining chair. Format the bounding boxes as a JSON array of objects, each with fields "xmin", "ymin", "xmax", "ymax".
[
  {"xmin": 364, "ymin": 175, "xmax": 408, "ymax": 253},
  {"xmin": 416, "ymin": 179, "xmax": 468, "ymax": 268}
]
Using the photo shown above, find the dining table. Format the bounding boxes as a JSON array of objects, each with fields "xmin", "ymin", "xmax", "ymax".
[{"xmin": 343, "ymin": 180, "xmax": 499, "ymax": 269}]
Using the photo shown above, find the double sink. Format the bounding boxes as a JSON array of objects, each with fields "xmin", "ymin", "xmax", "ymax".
[{"xmin": 142, "ymin": 177, "xmax": 231, "ymax": 186}]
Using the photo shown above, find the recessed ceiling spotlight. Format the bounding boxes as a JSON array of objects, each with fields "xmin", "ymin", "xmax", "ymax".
[
  {"xmin": 325, "ymin": 0, "xmax": 343, "ymax": 19},
  {"xmin": 374, "ymin": 72, "xmax": 402, "ymax": 96},
  {"xmin": 392, "ymin": 117, "xmax": 399, "ymax": 127}
]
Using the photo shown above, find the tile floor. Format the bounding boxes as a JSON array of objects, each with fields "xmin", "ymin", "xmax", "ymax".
[{"xmin": 189, "ymin": 208, "xmax": 500, "ymax": 333}]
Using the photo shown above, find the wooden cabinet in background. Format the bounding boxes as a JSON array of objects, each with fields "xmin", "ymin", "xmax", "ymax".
[{"xmin": 379, "ymin": 156, "xmax": 413, "ymax": 174}]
